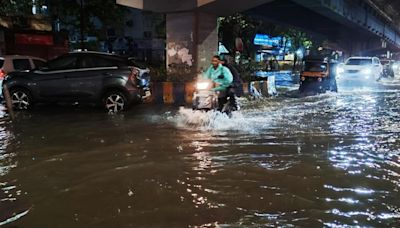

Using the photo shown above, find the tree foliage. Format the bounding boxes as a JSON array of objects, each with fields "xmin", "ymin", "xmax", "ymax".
[
  {"xmin": 218, "ymin": 13, "xmax": 314, "ymax": 57},
  {"xmin": 49, "ymin": 0, "xmax": 128, "ymax": 37},
  {"xmin": 0, "ymin": 0, "xmax": 128, "ymax": 37},
  {"xmin": 218, "ymin": 13, "xmax": 261, "ymax": 58},
  {"xmin": 0, "ymin": 0, "xmax": 39, "ymax": 16}
]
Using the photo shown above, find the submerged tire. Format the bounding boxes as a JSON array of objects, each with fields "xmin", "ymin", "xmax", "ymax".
[
  {"xmin": 102, "ymin": 91, "xmax": 128, "ymax": 113},
  {"xmin": 10, "ymin": 88, "xmax": 33, "ymax": 110}
]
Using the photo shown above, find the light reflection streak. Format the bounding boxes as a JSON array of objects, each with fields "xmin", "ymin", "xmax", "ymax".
[{"xmin": 324, "ymin": 185, "xmax": 377, "ymax": 195}]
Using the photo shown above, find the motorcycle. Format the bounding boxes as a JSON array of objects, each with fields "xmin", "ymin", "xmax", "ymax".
[{"xmin": 192, "ymin": 79, "xmax": 237, "ymax": 115}]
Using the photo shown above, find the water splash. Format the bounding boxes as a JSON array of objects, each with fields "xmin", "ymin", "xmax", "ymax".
[{"xmin": 174, "ymin": 107, "xmax": 266, "ymax": 132}]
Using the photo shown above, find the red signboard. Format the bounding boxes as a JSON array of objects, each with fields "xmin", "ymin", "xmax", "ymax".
[{"xmin": 15, "ymin": 34, "xmax": 53, "ymax": 46}]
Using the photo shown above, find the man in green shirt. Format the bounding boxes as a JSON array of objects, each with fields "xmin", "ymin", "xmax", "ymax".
[{"xmin": 203, "ymin": 55, "xmax": 234, "ymax": 111}]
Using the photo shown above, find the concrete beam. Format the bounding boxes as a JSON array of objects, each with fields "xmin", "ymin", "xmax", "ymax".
[
  {"xmin": 116, "ymin": 0, "xmax": 143, "ymax": 9},
  {"xmin": 291, "ymin": 0, "xmax": 400, "ymax": 49},
  {"xmin": 116, "ymin": 0, "xmax": 274, "ymax": 15}
]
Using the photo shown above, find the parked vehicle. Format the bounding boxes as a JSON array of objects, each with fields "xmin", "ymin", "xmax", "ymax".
[
  {"xmin": 337, "ymin": 57, "xmax": 383, "ymax": 81},
  {"xmin": 299, "ymin": 56, "xmax": 337, "ymax": 93},
  {"xmin": 2, "ymin": 51, "xmax": 151, "ymax": 112},
  {"xmin": 0, "ymin": 55, "xmax": 46, "ymax": 97}
]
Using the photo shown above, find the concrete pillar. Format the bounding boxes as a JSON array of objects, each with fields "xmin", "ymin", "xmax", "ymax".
[{"xmin": 166, "ymin": 12, "xmax": 218, "ymax": 80}]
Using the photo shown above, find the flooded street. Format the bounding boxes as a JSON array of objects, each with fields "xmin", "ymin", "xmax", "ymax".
[{"xmin": 1, "ymin": 81, "xmax": 400, "ymax": 227}]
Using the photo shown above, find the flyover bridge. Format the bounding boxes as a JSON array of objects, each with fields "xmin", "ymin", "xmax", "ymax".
[{"xmin": 117, "ymin": 0, "xmax": 400, "ymax": 78}]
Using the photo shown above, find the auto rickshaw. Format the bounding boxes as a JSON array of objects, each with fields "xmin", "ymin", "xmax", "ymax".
[
  {"xmin": 380, "ymin": 59, "xmax": 395, "ymax": 78},
  {"xmin": 299, "ymin": 56, "xmax": 338, "ymax": 93}
]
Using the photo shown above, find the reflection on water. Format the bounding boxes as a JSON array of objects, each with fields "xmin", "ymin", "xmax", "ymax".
[{"xmin": 0, "ymin": 84, "xmax": 399, "ymax": 227}]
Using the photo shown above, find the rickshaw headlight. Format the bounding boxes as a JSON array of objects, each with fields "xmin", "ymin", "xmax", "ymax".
[{"xmin": 337, "ymin": 66, "xmax": 345, "ymax": 74}]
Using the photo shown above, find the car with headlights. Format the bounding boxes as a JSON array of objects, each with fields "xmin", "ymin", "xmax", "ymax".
[
  {"xmin": 337, "ymin": 57, "xmax": 383, "ymax": 81},
  {"xmin": 2, "ymin": 51, "xmax": 151, "ymax": 112}
]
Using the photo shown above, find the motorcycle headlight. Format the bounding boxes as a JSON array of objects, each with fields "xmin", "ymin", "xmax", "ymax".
[
  {"xmin": 361, "ymin": 68, "xmax": 372, "ymax": 75},
  {"xmin": 196, "ymin": 82, "xmax": 210, "ymax": 90}
]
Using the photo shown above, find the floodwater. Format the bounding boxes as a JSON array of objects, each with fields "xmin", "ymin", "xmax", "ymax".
[{"xmin": 1, "ymin": 78, "xmax": 400, "ymax": 227}]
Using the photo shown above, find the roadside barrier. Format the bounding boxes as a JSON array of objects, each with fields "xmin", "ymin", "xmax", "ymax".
[{"xmin": 147, "ymin": 76, "xmax": 276, "ymax": 105}]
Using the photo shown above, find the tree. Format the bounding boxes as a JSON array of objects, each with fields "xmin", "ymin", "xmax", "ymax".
[
  {"xmin": 0, "ymin": 0, "xmax": 128, "ymax": 43},
  {"xmin": 48, "ymin": 0, "xmax": 128, "ymax": 37},
  {"xmin": 282, "ymin": 28, "xmax": 312, "ymax": 71},
  {"xmin": 0, "ymin": 0, "xmax": 37, "ymax": 16},
  {"xmin": 218, "ymin": 13, "xmax": 262, "ymax": 58}
]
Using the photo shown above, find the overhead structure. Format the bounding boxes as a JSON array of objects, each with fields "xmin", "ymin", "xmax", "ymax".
[{"xmin": 117, "ymin": 0, "xmax": 400, "ymax": 79}]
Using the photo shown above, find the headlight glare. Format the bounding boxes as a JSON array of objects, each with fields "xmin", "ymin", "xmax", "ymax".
[
  {"xmin": 361, "ymin": 68, "xmax": 372, "ymax": 75},
  {"xmin": 197, "ymin": 82, "xmax": 210, "ymax": 90}
]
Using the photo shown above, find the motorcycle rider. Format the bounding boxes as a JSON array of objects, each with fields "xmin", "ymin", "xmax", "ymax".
[{"xmin": 203, "ymin": 55, "xmax": 233, "ymax": 112}]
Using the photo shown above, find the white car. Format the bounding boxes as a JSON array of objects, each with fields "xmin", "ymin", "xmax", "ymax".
[
  {"xmin": 337, "ymin": 57, "xmax": 383, "ymax": 81},
  {"xmin": 0, "ymin": 55, "xmax": 46, "ymax": 97}
]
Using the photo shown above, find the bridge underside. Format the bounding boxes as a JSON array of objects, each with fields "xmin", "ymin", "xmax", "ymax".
[
  {"xmin": 246, "ymin": 0, "xmax": 398, "ymax": 56},
  {"xmin": 117, "ymin": 0, "xmax": 400, "ymax": 79},
  {"xmin": 116, "ymin": 0, "xmax": 274, "ymax": 15}
]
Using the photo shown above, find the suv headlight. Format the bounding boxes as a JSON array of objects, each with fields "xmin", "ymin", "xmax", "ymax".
[{"xmin": 361, "ymin": 68, "xmax": 372, "ymax": 75}]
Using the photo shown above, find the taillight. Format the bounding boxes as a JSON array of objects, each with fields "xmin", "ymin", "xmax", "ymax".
[
  {"xmin": 0, "ymin": 69, "xmax": 6, "ymax": 79},
  {"xmin": 129, "ymin": 68, "xmax": 139, "ymax": 84}
]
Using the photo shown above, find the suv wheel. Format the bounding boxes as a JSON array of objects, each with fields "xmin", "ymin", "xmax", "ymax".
[
  {"xmin": 10, "ymin": 88, "xmax": 32, "ymax": 110},
  {"xmin": 103, "ymin": 91, "xmax": 127, "ymax": 113}
]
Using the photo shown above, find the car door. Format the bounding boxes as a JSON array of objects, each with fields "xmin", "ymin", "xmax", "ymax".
[
  {"xmin": 66, "ymin": 55, "xmax": 119, "ymax": 100},
  {"xmin": 34, "ymin": 55, "xmax": 78, "ymax": 100}
]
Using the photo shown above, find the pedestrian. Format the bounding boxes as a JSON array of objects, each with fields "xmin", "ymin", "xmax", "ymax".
[
  {"xmin": 269, "ymin": 58, "xmax": 279, "ymax": 72},
  {"xmin": 203, "ymin": 55, "xmax": 233, "ymax": 112}
]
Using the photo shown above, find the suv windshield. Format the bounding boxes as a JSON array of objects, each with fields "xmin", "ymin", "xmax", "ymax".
[
  {"xmin": 304, "ymin": 62, "xmax": 327, "ymax": 72},
  {"xmin": 346, "ymin": 58, "xmax": 372, "ymax": 65}
]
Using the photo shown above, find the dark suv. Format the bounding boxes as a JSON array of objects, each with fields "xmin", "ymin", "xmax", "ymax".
[{"xmin": 2, "ymin": 52, "xmax": 151, "ymax": 112}]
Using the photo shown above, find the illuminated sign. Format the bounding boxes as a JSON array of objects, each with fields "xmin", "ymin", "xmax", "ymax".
[
  {"xmin": 15, "ymin": 34, "xmax": 53, "ymax": 46},
  {"xmin": 253, "ymin": 34, "xmax": 291, "ymax": 48}
]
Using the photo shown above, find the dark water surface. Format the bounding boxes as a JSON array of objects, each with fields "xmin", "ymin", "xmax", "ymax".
[{"xmin": 1, "ymin": 85, "xmax": 400, "ymax": 227}]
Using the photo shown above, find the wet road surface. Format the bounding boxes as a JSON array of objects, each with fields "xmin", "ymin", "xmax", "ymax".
[{"xmin": 1, "ymin": 78, "xmax": 400, "ymax": 227}]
